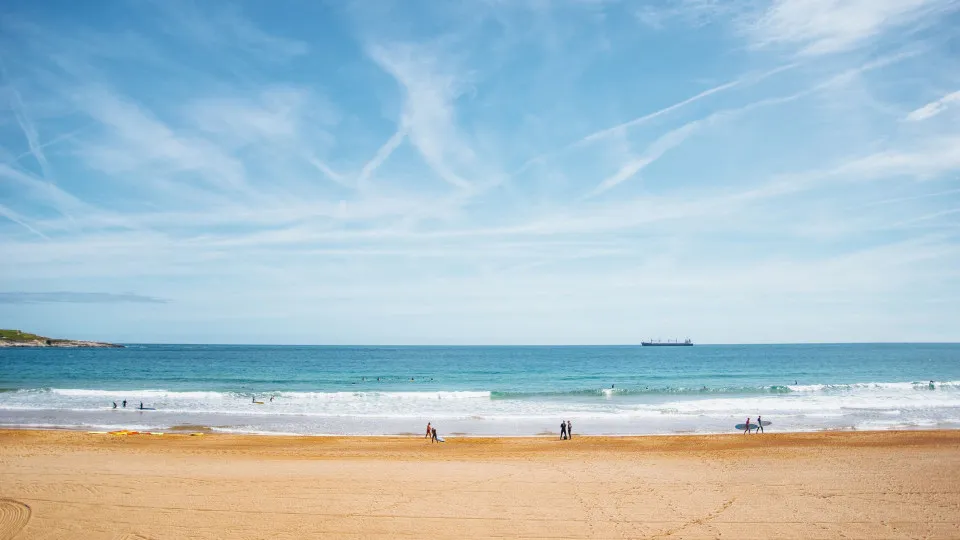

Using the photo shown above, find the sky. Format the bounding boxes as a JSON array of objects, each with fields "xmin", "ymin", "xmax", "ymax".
[{"xmin": 1, "ymin": 0, "xmax": 959, "ymax": 345}]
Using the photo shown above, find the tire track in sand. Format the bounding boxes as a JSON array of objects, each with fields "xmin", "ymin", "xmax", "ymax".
[{"xmin": 0, "ymin": 499, "xmax": 31, "ymax": 540}]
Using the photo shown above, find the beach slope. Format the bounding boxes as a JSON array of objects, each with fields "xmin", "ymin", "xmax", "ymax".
[{"xmin": 0, "ymin": 430, "xmax": 958, "ymax": 539}]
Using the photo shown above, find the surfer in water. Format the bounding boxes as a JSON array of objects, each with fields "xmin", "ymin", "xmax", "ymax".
[
  {"xmin": 139, "ymin": 402, "xmax": 144, "ymax": 410},
  {"xmin": 122, "ymin": 400, "xmax": 127, "ymax": 408},
  {"xmin": 756, "ymin": 415, "xmax": 764, "ymax": 434},
  {"xmin": 112, "ymin": 401, "xmax": 117, "ymax": 409},
  {"xmin": 743, "ymin": 417, "xmax": 751, "ymax": 435}
]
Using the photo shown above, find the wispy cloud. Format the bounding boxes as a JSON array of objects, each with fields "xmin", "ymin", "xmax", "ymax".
[
  {"xmin": 154, "ymin": 1, "xmax": 308, "ymax": 60},
  {"xmin": 0, "ymin": 202, "xmax": 48, "ymax": 239},
  {"xmin": 1, "ymin": 62, "xmax": 50, "ymax": 179},
  {"xmin": 905, "ymin": 89, "xmax": 960, "ymax": 121},
  {"xmin": 73, "ymin": 85, "xmax": 251, "ymax": 195},
  {"xmin": 367, "ymin": 43, "xmax": 475, "ymax": 190},
  {"xmin": 356, "ymin": 127, "xmax": 407, "ymax": 191},
  {"xmin": 586, "ymin": 118, "xmax": 706, "ymax": 197},
  {"xmin": 0, "ymin": 292, "xmax": 167, "ymax": 304},
  {"xmin": 579, "ymin": 64, "xmax": 797, "ymax": 146},
  {"xmin": 744, "ymin": 0, "xmax": 955, "ymax": 56}
]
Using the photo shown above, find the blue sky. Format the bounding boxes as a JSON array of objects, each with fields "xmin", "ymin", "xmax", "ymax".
[{"xmin": 1, "ymin": 0, "xmax": 958, "ymax": 344}]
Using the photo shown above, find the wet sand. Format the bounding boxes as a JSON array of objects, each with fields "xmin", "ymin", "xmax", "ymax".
[{"xmin": 1, "ymin": 429, "xmax": 958, "ymax": 539}]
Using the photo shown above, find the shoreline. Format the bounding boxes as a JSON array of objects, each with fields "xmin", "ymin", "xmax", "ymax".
[
  {"xmin": 3, "ymin": 418, "xmax": 960, "ymax": 438},
  {"xmin": 4, "ymin": 422, "xmax": 959, "ymax": 438},
  {"xmin": 2, "ymin": 425, "xmax": 959, "ymax": 442}
]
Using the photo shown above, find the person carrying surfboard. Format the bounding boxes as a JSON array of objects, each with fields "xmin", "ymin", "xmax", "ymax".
[
  {"xmin": 431, "ymin": 427, "xmax": 438, "ymax": 443},
  {"xmin": 756, "ymin": 415, "xmax": 764, "ymax": 434},
  {"xmin": 743, "ymin": 417, "xmax": 750, "ymax": 434}
]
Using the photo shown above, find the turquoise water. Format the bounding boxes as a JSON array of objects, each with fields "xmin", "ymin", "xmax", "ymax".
[{"xmin": 1, "ymin": 344, "xmax": 959, "ymax": 435}]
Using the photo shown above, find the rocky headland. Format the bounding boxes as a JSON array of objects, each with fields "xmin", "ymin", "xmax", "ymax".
[{"xmin": 0, "ymin": 329, "xmax": 123, "ymax": 348}]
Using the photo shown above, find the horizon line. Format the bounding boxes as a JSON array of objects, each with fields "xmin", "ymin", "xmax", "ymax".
[{"xmin": 99, "ymin": 341, "xmax": 960, "ymax": 347}]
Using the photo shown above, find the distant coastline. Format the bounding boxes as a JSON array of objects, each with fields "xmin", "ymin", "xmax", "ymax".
[{"xmin": 0, "ymin": 329, "xmax": 122, "ymax": 348}]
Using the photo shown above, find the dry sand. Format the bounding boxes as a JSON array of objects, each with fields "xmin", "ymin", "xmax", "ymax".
[{"xmin": 1, "ymin": 429, "xmax": 958, "ymax": 539}]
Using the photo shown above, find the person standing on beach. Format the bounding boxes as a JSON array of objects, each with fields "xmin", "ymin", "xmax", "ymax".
[
  {"xmin": 744, "ymin": 417, "xmax": 751, "ymax": 434},
  {"xmin": 431, "ymin": 427, "xmax": 438, "ymax": 443},
  {"xmin": 425, "ymin": 422, "xmax": 432, "ymax": 439},
  {"xmin": 560, "ymin": 420, "xmax": 567, "ymax": 440},
  {"xmin": 567, "ymin": 420, "xmax": 572, "ymax": 439},
  {"xmin": 756, "ymin": 415, "xmax": 764, "ymax": 434}
]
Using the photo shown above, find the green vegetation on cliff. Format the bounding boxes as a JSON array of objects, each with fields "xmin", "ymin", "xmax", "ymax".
[{"xmin": 0, "ymin": 329, "xmax": 48, "ymax": 342}]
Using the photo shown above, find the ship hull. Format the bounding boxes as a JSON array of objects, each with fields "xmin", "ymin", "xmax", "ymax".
[{"xmin": 641, "ymin": 342, "xmax": 693, "ymax": 346}]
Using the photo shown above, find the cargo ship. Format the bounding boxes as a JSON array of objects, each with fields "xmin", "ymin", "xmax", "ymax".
[{"xmin": 641, "ymin": 339, "xmax": 693, "ymax": 346}]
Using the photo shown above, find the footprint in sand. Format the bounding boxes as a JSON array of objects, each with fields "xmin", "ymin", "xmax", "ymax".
[{"xmin": 0, "ymin": 499, "xmax": 31, "ymax": 540}]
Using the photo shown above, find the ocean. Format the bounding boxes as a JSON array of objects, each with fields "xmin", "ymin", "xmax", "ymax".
[{"xmin": 1, "ymin": 344, "xmax": 959, "ymax": 436}]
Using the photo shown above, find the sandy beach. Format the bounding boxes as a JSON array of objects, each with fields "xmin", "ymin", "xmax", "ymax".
[{"xmin": 1, "ymin": 429, "xmax": 958, "ymax": 539}]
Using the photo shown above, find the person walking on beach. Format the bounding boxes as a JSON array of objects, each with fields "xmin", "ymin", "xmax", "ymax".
[
  {"xmin": 560, "ymin": 420, "xmax": 567, "ymax": 440},
  {"xmin": 756, "ymin": 415, "xmax": 764, "ymax": 434},
  {"xmin": 425, "ymin": 422, "xmax": 432, "ymax": 439},
  {"xmin": 567, "ymin": 420, "xmax": 573, "ymax": 439},
  {"xmin": 744, "ymin": 417, "xmax": 751, "ymax": 434}
]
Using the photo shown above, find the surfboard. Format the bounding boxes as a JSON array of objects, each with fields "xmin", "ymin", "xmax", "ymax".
[
  {"xmin": 735, "ymin": 423, "xmax": 758, "ymax": 430},
  {"xmin": 436, "ymin": 436, "xmax": 446, "ymax": 442},
  {"xmin": 137, "ymin": 407, "xmax": 156, "ymax": 410},
  {"xmin": 759, "ymin": 420, "xmax": 772, "ymax": 426},
  {"xmin": 253, "ymin": 401, "xmax": 264, "ymax": 404}
]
